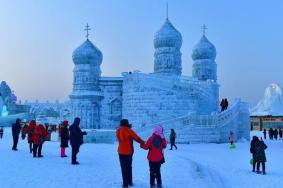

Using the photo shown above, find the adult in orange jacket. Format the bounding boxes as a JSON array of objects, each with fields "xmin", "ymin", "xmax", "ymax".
[
  {"xmin": 32, "ymin": 124, "xmax": 48, "ymax": 158},
  {"xmin": 116, "ymin": 119, "xmax": 144, "ymax": 188},
  {"xmin": 25, "ymin": 120, "xmax": 36, "ymax": 153}
]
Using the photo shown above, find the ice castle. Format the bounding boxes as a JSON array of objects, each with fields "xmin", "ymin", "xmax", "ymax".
[{"xmin": 69, "ymin": 18, "xmax": 250, "ymax": 143}]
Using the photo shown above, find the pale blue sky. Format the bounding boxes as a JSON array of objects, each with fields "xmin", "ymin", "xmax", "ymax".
[{"xmin": 0, "ymin": 0, "xmax": 282, "ymax": 106}]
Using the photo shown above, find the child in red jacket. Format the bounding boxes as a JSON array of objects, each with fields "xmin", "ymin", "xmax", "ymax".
[{"xmin": 141, "ymin": 125, "xmax": 167, "ymax": 188}]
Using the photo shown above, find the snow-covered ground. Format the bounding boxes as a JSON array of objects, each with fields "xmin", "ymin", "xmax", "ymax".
[{"xmin": 0, "ymin": 129, "xmax": 282, "ymax": 188}]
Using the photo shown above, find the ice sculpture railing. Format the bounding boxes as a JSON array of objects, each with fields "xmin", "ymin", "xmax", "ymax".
[{"xmin": 136, "ymin": 99, "xmax": 241, "ymax": 135}]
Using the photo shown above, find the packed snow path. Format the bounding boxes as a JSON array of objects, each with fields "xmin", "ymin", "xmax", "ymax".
[{"xmin": 0, "ymin": 130, "xmax": 282, "ymax": 188}]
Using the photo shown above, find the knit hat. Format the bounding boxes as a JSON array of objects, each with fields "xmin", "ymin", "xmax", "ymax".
[
  {"xmin": 120, "ymin": 119, "xmax": 130, "ymax": 127},
  {"xmin": 154, "ymin": 125, "xmax": 164, "ymax": 138}
]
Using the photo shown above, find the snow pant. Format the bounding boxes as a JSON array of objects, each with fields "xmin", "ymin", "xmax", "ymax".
[
  {"xmin": 12, "ymin": 135, "xmax": 19, "ymax": 150},
  {"xmin": 170, "ymin": 139, "xmax": 177, "ymax": 150},
  {"xmin": 61, "ymin": 147, "xmax": 66, "ymax": 157},
  {"xmin": 149, "ymin": 161, "xmax": 162, "ymax": 186},
  {"xmin": 33, "ymin": 144, "xmax": 42, "ymax": 157},
  {"xmin": 71, "ymin": 145, "xmax": 80, "ymax": 163},
  {"xmin": 119, "ymin": 154, "xmax": 133, "ymax": 187},
  {"xmin": 263, "ymin": 133, "xmax": 266, "ymax": 139},
  {"xmin": 29, "ymin": 142, "xmax": 33, "ymax": 153},
  {"xmin": 230, "ymin": 141, "xmax": 234, "ymax": 145},
  {"xmin": 0, "ymin": 133, "xmax": 3, "ymax": 139},
  {"xmin": 257, "ymin": 161, "xmax": 266, "ymax": 173}
]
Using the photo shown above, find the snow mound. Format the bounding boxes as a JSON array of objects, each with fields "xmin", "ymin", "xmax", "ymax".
[{"xmin": 251, "ymin": 83, "xmax": 283, "ymax": 116}]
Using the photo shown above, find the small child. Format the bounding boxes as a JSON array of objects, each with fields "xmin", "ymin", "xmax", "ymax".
[
  {"xmin": 60, "ymin": 121, "xmax": 69, "ymax": 157},
  {"xmin": 141, "ymin": 125, "xmax": 167, "ymax": 188}
]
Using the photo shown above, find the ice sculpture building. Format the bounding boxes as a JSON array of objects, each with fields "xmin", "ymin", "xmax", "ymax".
[{"xmin": 69, "ymin": 19, "xmax": 250, "ymax": 143}]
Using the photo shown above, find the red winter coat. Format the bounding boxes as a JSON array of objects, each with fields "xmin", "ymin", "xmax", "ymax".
[
  {"xmin": 116, "ymin": 126, "xmax": 143, "ymax": 155},
  {"xmin": 142, "ymin": 134, "xmax": 167, "ymax": 162},
  {"xmin": 32, "ymin": 125, "xmax": 48, "ymax": 145},
  {"xmin": 25, "ymin": 121, "xmax": 36, "ymax": 142}
]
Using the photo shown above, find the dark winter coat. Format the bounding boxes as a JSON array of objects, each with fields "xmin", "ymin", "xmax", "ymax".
[
  {"xmin": 253, "ymin": 141, "xmax": 267, "ymax": 162},
  {"xmin": 170, "ymin": 131, "xmax": 176, "ymax": 141},
  {"xmin": 60, "ymin": 126, "xmax": 69, "ymax": 148},
  {"xmin": 12, "ymin": 122, "xmax": 21, "ymax": 138},
  {"xmin": 69, "ymin": 121, "xmax": 86, "ymax": 147}
]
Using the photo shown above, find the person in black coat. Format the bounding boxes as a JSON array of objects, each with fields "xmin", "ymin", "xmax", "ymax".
[
  {"xmin": 12, "ymin": 119, "xmax": 22, "ymax": 151},
  {"xmin": 279, "ymin": 129, "xmax": 283, "ymax": 140},
  {"xmin": 263, "ymin": 129, "xmax": 266, "ymax": 140},
  {"xmin": 254, "ymin": 138, "xmax": 267, "ymax": 174},
  {"xmin": 250, "ymin": 136, "xmax": 258, "ymax": 172},
  {"xmin": 69, "ymin": 117, "xmax": 87, "ymax": 165},
  {"xmin": 169, "ymin": 129, "xmax": 177, "ymax": 150},
  {"xmin": 0, "ymin": 126, "xmax": 4, "ymax": 139},
  {"xmin": 60, "ymin": 120, "xmax": 69, "ymax": 157}
]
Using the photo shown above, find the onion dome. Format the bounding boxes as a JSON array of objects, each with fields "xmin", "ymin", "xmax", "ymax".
[
  {"xmin": 192, "ymin": 35, "xmax": 216, "ymax": 61},
  {"xmin": 154, "ymin": 19, "xmax": 182, "ymax": 49},
  {"xmin": 72, "ymin": 39, "xmax": 103, "ymax": 65}
]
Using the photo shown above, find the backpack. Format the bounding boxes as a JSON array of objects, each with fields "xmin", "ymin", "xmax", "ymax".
[{"xmin": 152, "ymin": 136, "xmax": 162, "ymax": 148}]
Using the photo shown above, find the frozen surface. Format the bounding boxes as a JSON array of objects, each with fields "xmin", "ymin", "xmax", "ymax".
[{"xmin": 0, "ymin": 130, "xmax": 282, "ymax": 188}]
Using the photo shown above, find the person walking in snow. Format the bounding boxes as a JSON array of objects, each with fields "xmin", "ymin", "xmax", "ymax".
[
  {"xmin": 60, "ymin": 120, "xmax": 69, "ymax": 157},
  {"xmin": 141, "ymin": 125, "xmax": 167, "ymax": 188},
  {"xmin": 274, "ymin": 129, "xmax": 278, "ymax": 140},
  {"xmin": 254, "ymin": 138, "xmax": 267, "ymax": 174},
  {"xmin": 229, "ymin": 131, "xmax": 235, "ymax": 145},
  {"xmin": 250, "ymin": 136, "xmax": 258, "ymax": 172},
  {"xmin": 12, "ymin": 118, "xmax": 22, "ymax": 151},
  {"xmin": 69, "ymin": 117, "xmax": 87, "ymax": 165},
  {"xmin": 32, "ymin": 124, "xmax": 48, "ymax": 158},
  {"xmin": 279, "ymin": 129, "xmax": 283, "ymax": 140},
  {"xmin": 0, "ymin": 126, "xmax": 4, "ymax": 139},
  {"xmin": 25, "ymin": 120, "xmax": 36, "ymax": 153},
  {"xmin": 116, "ymin": 119, "xmax": 144, "ymax": 188},
  {"xmin": 169, "ymin": 129, "xmax": 177, "ymax": 150}
]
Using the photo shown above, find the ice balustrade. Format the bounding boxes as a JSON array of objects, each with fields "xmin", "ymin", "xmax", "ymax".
[{"xmin": 136, "ymin": 99, "xmax": 241, "ymax": 139}]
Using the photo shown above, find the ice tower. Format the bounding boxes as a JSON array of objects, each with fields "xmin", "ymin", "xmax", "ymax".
[
  {"xmin": 192, "ymin": 27, "xmax": 217, "ymax": 81},
  {"xmin": 153, "ymin": 17, "xmax": 182, "ymax": 76},
  {"xmin": 70, "ymin": 24, "xmax": 103, "ymax": 128}
]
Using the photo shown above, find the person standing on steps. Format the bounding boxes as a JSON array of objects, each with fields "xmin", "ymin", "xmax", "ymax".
[
  {"xmin": 169, "ymin": 129, "xmax": 177, "ymax": 150},
  {"xmin": 60, "ymin": 120, "xmax": 69, "ymax": 157},
  {"xmin": 141, "ymin": 125, "xmax": 167, "ymax": 188},
  {"xmin": 0, "ymin": 126, "xmax": 4, "ymax": 139},
  {"xmin": 116, "ymin": 119, "xmax": 144, "ymax": 188},
  {"xmin": 32, "ymin": 124, "xmax": 48, "ymax": 158},
  {"xmin": 69, "ymin": 117, "xmax": 87, "ymax": 165},
  {"xmin": 12, "ymin": 119, "xmax": 22, "ymax": 151},
  {"xmin": 25, "ymin": 120, "xmax": 36, "ymax": 153}
]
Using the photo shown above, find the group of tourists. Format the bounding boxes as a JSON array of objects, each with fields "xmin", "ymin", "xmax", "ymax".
[
  {"xmin": 220, "ymin": 98, "xmax": 229, "ymax": 112},
  {"xmin": 9, "ymin": 118, "xmax": 87, "ymax": 165},
  {"xmin": 263, "ymin": 128, "xmax": 283, "ymax": 140},
  {"xmin": 5, "ymin": 117, "xmax": 180, "ymax": 188},
  {"xmin": 250, "ymin": 136, "xmax": 267, "ymax": 175}
]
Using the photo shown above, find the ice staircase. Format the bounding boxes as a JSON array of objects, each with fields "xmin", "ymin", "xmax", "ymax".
[{"xmin": 136, "ymin": 99, "xmax": 250, "ymax": 143}]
